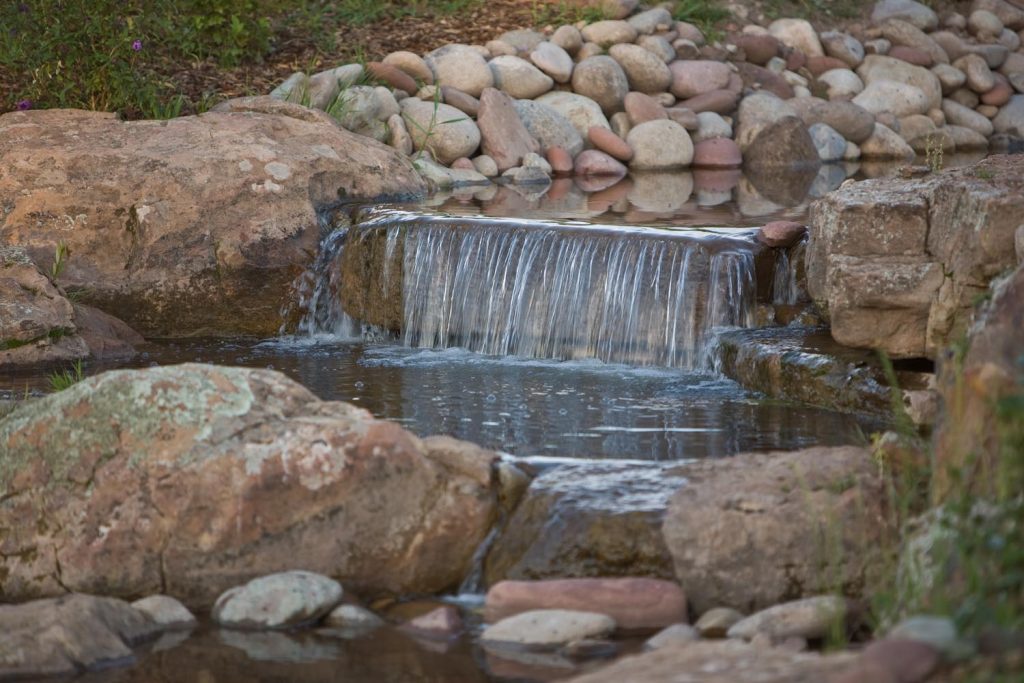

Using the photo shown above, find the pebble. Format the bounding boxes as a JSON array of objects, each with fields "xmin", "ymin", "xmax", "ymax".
[
  {"xmin": 546, "ymin": 146, "xmax": 573, "ymax": 174},
  {"xmin": 424, "ymin": 44, "xmax": 493, "ymax": 97},
  {"xmin": 324, "ymin": 604, "xmax": 385, "ymax": 631},
  {"xmin": 514, "ymin": 98, "xmax": 586, "ymax": 157},
  {"xmin": 489, "ymin": 56, "xmax": 554, "ymax": 100},
  {"xmin": 366, "ymin": 62, "xmax": 418, "ymax": 95},
  {"xmin": 400, "ymin": 99, "xmax": 481, "ymax": 165},
  {"xmin": 809, "ymin": 122, "xmax": 848, "ymax": 161},
  {"xmin": 589, "ymin": 126, "xmax": 633, "ymax": 161},
  {"xmin": 695, "ymin": 607, "xmax": 745, "ymax": 638},
  {"xmin": 552, "ymin": 25, "xmax": 583, "ymax": 54},
  {"xmin": 624, "ymin": 91, "xmax": 667, "ymax": 125},
  {"xmin": 131, "ymin": 595, "xmax": 197, "ymax": 630},
  {"xmin": 769, "ymin": 18, "xmax": 824, "ymax": 57},
  {"xmin": 609, "ymin": 44, "xmax": 672, "ymax": 94},
  {"xmin": 581, "ymin": 20, "xmax": 638, "ymax": 48},
  {"xmin": 692, "ymin": 111, "xmax": 732, "ymax": 142},
  {"xmin": 726, "ymin": 596, "xmax": 848, "ymax": 641},
  {"xmin": 665, "ymin": 107, "xmax": 699, "ymax": 131},
  {"xmin": 531, "ymin": 42, "xmax": 574, "ymax": 84},
  {"xmin": 472, "ymin": 155, "xmax": 499, "ymax": 177},
  {"xmin": 572, "ymin": 56, "xmax": 629, "ymax": 114},
  {"xmin": 481, "ymin": 610, "xmax": 616, "ymax": 651},
  {"xmin": 574, "ymin": 149, "xmax": 628, "ymax": 177},
  {"xmin": 669, "ymin": 60, "xmax": 732, "ymax": 100},
  {"xmin": 758, "ymin": 221, "xmax": 807, "ymax": 248},
  {"xmin": 626, "ymin": 119, "xmax": 694, "ymax": 170}
]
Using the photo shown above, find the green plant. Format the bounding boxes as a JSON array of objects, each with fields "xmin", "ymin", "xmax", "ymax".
[
  {"xmin": 49, "ymin": 241, "xmax": 70, "ymax": 282},
  {"xmin": 530, "ymin": 0, "xmax": 609, "ymax": 26},
  {"xmin": 672, "ymin": 0, "xmax": 732, "ymax": 38},
  {"xmin": 403, "ymin": 86, "xmax": 468, "ymax": 162},
  {"xmin": 925, "ymin": 135, "xmax": 945, "ymax": 173},
  {"xmin": 48, "ymin": 360, "xmax": 85, "ymax": 392},
  {"xmin": 762, "ymin": 0, "xmax": 862, "ymax": 20}
]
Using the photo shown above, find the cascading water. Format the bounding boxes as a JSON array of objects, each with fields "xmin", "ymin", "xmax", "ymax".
[
  {"xmin": 287, "ymin": 227, "xmax": 362, "ymax": 339},
  {"xmin": 772, "ymin": 235, "xmax": 807, "ymax": 306},
  {"xmin": 296, "ymin": 208, "xmax": 761, "ymax": 370}
]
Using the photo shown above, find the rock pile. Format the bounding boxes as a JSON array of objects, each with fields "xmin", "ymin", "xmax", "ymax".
[{"xmin": 264, "ymin": 0, "xmax": 1024, "ymax": 191}]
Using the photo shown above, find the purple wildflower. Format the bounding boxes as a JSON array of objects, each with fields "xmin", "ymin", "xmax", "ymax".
[
  {"xmin": 16, "ymin": 99, "xmax": 32, "ymax": 111},
  {"xmin": 131, "ymin": 39, "xmax": 142, "ymax": 52}
]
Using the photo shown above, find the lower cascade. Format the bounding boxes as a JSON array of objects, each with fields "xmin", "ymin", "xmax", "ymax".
[{"xmin": 295, "ymin": 207, "xmax": 762, "ymax": 370}]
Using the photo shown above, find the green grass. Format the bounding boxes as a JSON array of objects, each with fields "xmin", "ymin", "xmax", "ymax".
[
  {"xmin": 762, "ymin": 0, "xmax": 863, "ymax": 20},
  {"xmin": 672, "ymin": 0, "xmax": 732, "ymax": 37},
  {"xmin": 530, "ymin": 0, "xmax": 610, "ymax": 26},
  {"xmin": 48, "ymin": 360, "xmax": 86, "ymax": 392}
]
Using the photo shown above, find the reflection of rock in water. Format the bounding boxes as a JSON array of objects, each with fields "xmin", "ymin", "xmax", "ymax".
[
  {"xmin": 743, "ymin": 163, "xmax": 818, "ymax": 207},
  {"xmin": 219, "ymin": 630, "xmax": 341, "ymax": 663}
]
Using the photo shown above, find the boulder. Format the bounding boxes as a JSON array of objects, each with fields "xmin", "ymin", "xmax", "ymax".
[
  {"xmin": 859, "ymin": 122, "xmax": 917, "ymax": 160},
  {"xmin": 726, "ymin": 596, "xmax": 850, "ymax": 641},
  {"xmin": 626, "ymin": 120, "xmax": 694, "ymax": 170},
  {"xmin": 669, "ymin": 60, "xmax": 732, "ymax": 100},
  {"xmin": 477, "ymin": 88, "xmax": 540, "ymax": 172},
  {"xmin": 0, "ymin": 594, "xmax": 162, "ymax": 680},
  {"xmin": 571, "ymin": 56, "xmax": 630, "ymax": 114},
  {"xmin": 609, "ymin": 44, "xmax": 672, "ymax": 94},
  {"xmin": 744, "ymin": 118, "xmax": 820, "ymax": 171},
  {"xmin": 482, "ymin": 610, "xmax": 616, "ymax": 650},
  {"xmin": 535, "ymin": 91, "xmax": 612, "ymax": 140},
  {"xmin": 769, "ymin": 18, "xmax": 824, "ymax": 57},
  {"xmin": 485, "ymin": 578, "xmax": 686, "ymax": 631},
  {"xmin": 663, "ymin": 447, "xmax": 889, "ymax": 614},
  {"xmin": 789, "ymin": 98, "xmax": 877, "ymax": 143},
  {"xmin": 0, "ymin": 364, "xmax": 503, "ymax": 606},
  {"xmin": 513, "ymin": 99, "xmax": 585, "ymax": 158},
  {"xmin": 424, "ymin": 44, "xmax": 493, "ymax": 97},
  {"xmin": 400, "ymin": 98, "xmax": 481, "ymax": 165},
  {"xmin": 212, "ymin": 571, "xmax": 343, "ymax": 629},
  {"xmin": 488, "ymin": 56, "xmax": 554, "ymax": 100},
  {"xmin": 858, "ymin": 55, "xmax": 943, "ymax": 111},
  {"xmin": 0, "ymin": 105, "xmax": 424, "ymax": 338},
  {"xmin": 531, "ymin": 41, "xmax": 574, "ymax": 83}
]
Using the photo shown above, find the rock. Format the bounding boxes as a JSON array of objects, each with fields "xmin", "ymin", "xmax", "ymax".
[
  {"xmin": 514, "ymin": 99, "xmax": 585, "ymax": 158},
  {"xmin": 860, "ymin": 122, "xmax": 917, "ymax": 159},
  {"xmin": 387, "ymin": 113, "xmax": 413, "ymax": 155},
  {"xmin": 562, "ymin": 640, "xmax": 858, "ymax": 683},
  {"xmin": 644, "ymin": 623, "xmax": 698, "ymax": 650},
  {"xmin": 758, "ymin": 221, "xmax": 807, "ymax": 247},
  {"xmin": 477, "ymin": 88, "xmax": 540, "ymax": 172},
  {"xmin": 692, "ymin": 138, "xmax": 742, "ymax": 168},
  {"xmin": 0, "ymin": 364, "xmax": 502, "ymax": 605},
  {"xmin": 950, "ymin": 87, "xmax": 981, "ymax": 109},
  {"xmin": 744, "ymin": 117, "xmax": 820, "ymax": 171},
  {"xmin": 944, "ymin": 124, "xmax": 990, "ymax": 149},
  {"xmin": 482, "ymin": 610, "xmax": 616, "ymax": 651},
  {"xmin": 955, "ymin": 54, "xmax": 996, "ymax": 93},
  {"xmin": 854, "ymin": 79, "xmax": 930, "ymax": 116},
  {"xmin": 889, "ymin": 616, "xmax": 959, "ymax": 657},
  {"xmin": 323, "ymin": 604, "xmax": 385, "ymax": 631},
  {"xmin": 572, "ymin": 56, "xmax": 629, "ymax": 114},
  {"xmin": 981, "ymin": 77, "xmax": 1013, "ymax": 106},
  {"xmin": 665, "ymin": 107, "xmax": 699, "ymax": 130},
  {"xmin": 693, "ymin": 111, "xmax": 732, "ymax": 142},
  {"xmin": 213, "ymin": 571, "xmax": 343, "ymax": 630},
  {"xmin": 933, "ymin": 63, "xmax": 967, "ymax": 94},
  {"xmin": 472, "ymin": 154, "xmax": 499, "ymax": 177},
  {"xmin": 485, "ymin": 578, "xmax": 686, "ymax": 632},
  {"xmin": 383, "ymin": 51, "xmax": 433, "ymax": 85},
  {"xmin": 546, "ymin": 146, "xmax": 574, "ymax": 174},
  {"xmin": 552, "ymin": 25, "xmax": 584, "ymax": 54},
  {"xmin": 790, "ymin": 98, "xmax": 877, "ymax": 143},
  {"xmin": 609, "ymin": 44, "xmax": 672, "ymax": 94},
  {"xmin": 626, "ymin": 120, "xmax": 694, "ymax": 170},
  {"xmin": 726, "ymin": 596, "xmax": 849, "ymax": 641},
  {"xmin": 0, "ymin": 594, "xmax": 162, "ymax": 679},
  {"xmin": 331, "ymin": 85, "xmax": 397, "ymax": 142},
  {"xmin": 624, "ymin": 91, "xmax": 667, "ymax": 125},
  {"xmin": 130, "ymin": 595, "xmax": 197, "ymax": 630},
  {"xmin": 400, "ymin": 98, "xmax": 481, "ymax": 165},
  {"xmin": 680, "ymin": 89, "xmax": 740, "ymax": 114},
  {"xmin": 769, "ymin": 18, "xmax": 824, "ymax": 57},
  {"xmin": 880, "ymin": 19, "xmax": 949, "ymax": 65},
  {"xmin": 424, "ymin": 44, "xmax": 493, "ymax": 97},
  {"xmin": 581, "ymin": 21, "xmax": 638, "ymax": 48},
  {"xmin": 628, "ymin": 7, "xmax": 672, "ymax": 35},
  {"xmin": 0, "ymin": 105, "xmax": 423, "ymax": 338},
  {"xmin": 942, "ymin": 98, "xmax": 994, "ymax": 136},
  {"xmin": 695, "ymin": 607, "xmax": 745, "ymax": 638},
  {"xmin": 858, "ymin": 55, "xmax": 942, "ymax": 111},
  {"xmin": 531, "ymin": 41, "xmax": 574, "ymax": 83},
  {"xmin": 819, "ymin": 68, "xmax": 865, "ymax": 100},
  {"xmin": 366, "ymin": 61, "xmax": 418, "ymax": 96},
  {"xmin": 973, "ymin": 0, "xmax": 1024, "ymax": 30},
  {"xmin": 295, "ymin": 64, "xmax": 363, "ymax": 110},
  {"xmin": 993, "ymin": 94, "xmax": 1024, "ymax": 135},
  {"xmin": 535, "ymin": 91, "xmax": 611, "ymax": 140},
  {"xmin": 735, "ymin": 92, "xmax": 796, "ymax": 150},
  {"xmin": 401, "ymin": 605, "xmax": 463, "ymax": 638},
  {"xmin": 872, "ymin": 0, "xmax": 939, "ymax": 31},
  {"xmin": 638, "ymin": 35, "xmax": 676, "ymax": 63},
  {"xmin": 862, "ymin": 638, "xmax": 941, "ymax": 682},
  {"xmin": 441, "ymin": 86, "xmax": 480, "ymax": 117},
  {"xmin": 821, "ymin": 31, "xmax": 865, "ymax": 67},
  {"xmin": 734, "ymin": 33, "xmax": 781, "ymax": 65},
  {"xmin": 969, "ymin": 9, "xmax": 1005, "ymax": 37},
  {"xmin": 499, "ymin": 29, "xmax": 545, "ymax": 52},
  {"xmin": 489, "ymin": 56, "xmax": 554, "ymax": 100},
  {"xmin": 669, "ymin": 60, "xmax": 732, "ymax": 100},
  {"xmin": 833, "ymin": 659, "xmax": 901, "ymax": 683},
  {"xmin": 486, "ymin": 39, "xmax": 517, "ymax": 57},
  {"xmin": 808, "ymin": 55, "xmax": 853, "ymax": 77},
  {"xmin": 577, "ymin": 42, "xmax": 605, "ymax": 61},
  {"xmin": 588, "ymin": 126, "xmax": 633, "ymax": 161},
  {"xmin": 663, "ymin": 447, "xmax": 889, "ymax": 614},
  {"xmin": 574, "ymin": 150, "xmax": 629, "ymax": 178}
]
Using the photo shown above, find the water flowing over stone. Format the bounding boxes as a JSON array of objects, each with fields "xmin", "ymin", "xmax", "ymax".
[{"xmin": 330, "ymin": 209, "xmax": 759, "ymax": 370}]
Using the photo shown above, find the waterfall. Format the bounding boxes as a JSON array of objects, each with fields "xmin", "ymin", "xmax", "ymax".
[
  {"xmin": 396, "ymin": 216, "xmax": 757, "ymax": 370},
  {"xmin": 772, "ymin": 236, "xmax": 807, "ymax": 306},
  {"xmin": 289, "ymin": 227, "xmax": 361, "ymax": 339}
]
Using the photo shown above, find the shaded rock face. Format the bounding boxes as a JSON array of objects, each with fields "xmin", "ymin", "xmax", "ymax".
[
  {"xmin": 807, "ymin": 155, "xmax": 1024, "ymax": 358},
  {"xmin": 0, "ymin": 247, "xmax": 142, "ymax": 366},
  {"xmin": 934, "ymin": 262, "xmax": 1024, "ymax": 500},
  {"xmin": 0, "ymin": 103, "xmax": 425, "ymax": 338},
  {"xmin": 483, "ymin": 462, "xmax": 682, "ymax": 586},
  {"xmin": 0, "ymin": 364, "xmax": 501, "ymax": 607},
  {"xmin": 0, "ymin": 593, "xmax": 162, "ymax": 680},
  {"xmin": 662, "ymin": 447, "xmax": 891, "ymax": 615}
]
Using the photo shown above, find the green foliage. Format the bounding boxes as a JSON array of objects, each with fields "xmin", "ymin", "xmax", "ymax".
[
  {"xmin": 672, "ymin": 0, "xmax": 732, "ymax": 36},
  {"xmin": 762, "ymin": 0, "xmax": 862, "ymax": 20},
  {"xmin": 48, "ymin": 360, "xmax": 85, "ymax": 392},
  {"xmin": 49, "ymin": 241, "xmax": 70, "ymax": 282},
  {"xmin": 530, "ymin": 0, "xmax": 609, "ymax": 26}
]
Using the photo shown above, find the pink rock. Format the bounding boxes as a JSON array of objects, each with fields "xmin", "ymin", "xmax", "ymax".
[
  {"xmin": 758, "ymin": 220, "xmax": 807, "ymax": 247},
  {"xmin": 588, "ymin": 126, "xmax": 634, "ymax": 162},
  {"xmin": 440, "ymin": 86, "xmax": 480, "ymax": 117},
  {"xmin": 733, "ymin": 33, "xmax": 781, "ymax": 65},
  {"xmin": 400, "ymin": 605, "xmax": 463, "ymax": 639},
  {"xmin": 546, "ymin": 145, "xmax": 574, "ymax": 174},
  {"xmin": 692, "ymin": 138, "xmax": 742, "ymax": 168},
  {"xmin": 624, "ymin": 92, "xmax": 668, "ymax": 125},
  {"xmin": 693, "ymin": 168, "xmax": 741, "ymax": 193},
  {"xmin": 786, "ymin": 49, "xmax": 807, "ymax": 71},
  {"xmin": 366, "ymin": 62, "xmax": 418, "ymax": 95},
  {"xmin": 888, "ymin": 46, "xmax": 933, "ymax": 67},
  {"xmin": 807, "ymin": 55, "xmax": 851, "ymax": 76},
  {"xmin": 981, "ymin": 76, "xmax": 1013, "ymax": 106},
  {"xmin": 451, "ymin": 157, "xmax": 475, "ymax": 170},
  {"xmin": 679, "ymin": 89, "xmax": 740, "ymax": 114},
  {"xmin": 477, "ymin": 87, "xmax": 540, "ymax": 172},
  {"xmin": 484, "ymin": 578, "xmax": 687, "ymax": 631},
  {"xmin": 574, "ymin": 149, "xmax": 629, "ymax": 177},
  {"xmin": 862, "ymin": 638, "xmax": 940, "ymax": 683},
  {"xmin": 668, "ymin": 60, "xmax": 732, "ymax": 99},
  {"xmin": 832, "ymin": 660, "xmax": 899, "ymax": 683},
  {"xmin": 546, "ymin": 177, "xmax": 575, "ymax": 200}
]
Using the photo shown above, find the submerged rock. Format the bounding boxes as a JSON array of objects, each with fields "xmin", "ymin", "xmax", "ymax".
[
  {"xmin": 213, "ymin": 571, "xmax": 343, "ymax": 630},
  {"xmin": 482, "ymin": 610, "xmax": 616, "ymax": 651},
  {"xmin": 0, "ymin": 364, "xmax": 501, "ymax": 606},
  {"xmin": 0, "ymin": 103, "xmax": 424, "ymax": 338}
]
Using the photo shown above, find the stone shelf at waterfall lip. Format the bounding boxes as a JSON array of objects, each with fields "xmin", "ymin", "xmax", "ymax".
[{"xmin": 348, "ymin": 204, "xmax": 763, "ymax": 247}]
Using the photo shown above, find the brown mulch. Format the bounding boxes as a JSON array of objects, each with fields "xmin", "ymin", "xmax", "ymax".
[{"xmin": 168, "ymin": 0, "xmax": 543, "ymax": 110}]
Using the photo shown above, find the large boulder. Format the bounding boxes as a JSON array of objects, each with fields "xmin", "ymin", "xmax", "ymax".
[
  {"xmin": 663, "ymin": 446, "xmax": 890, "ymax": 615},
  {"xmin": 0, "ymin": 104, "xmax": 425, "ymax": 338},
  {"xmin": 807, "ymin": 155, "xmax": 1024, "ymax": 358},
  {"xmin": 0, "ymin": 364, "xmax": 503, "ymax": 607}
]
